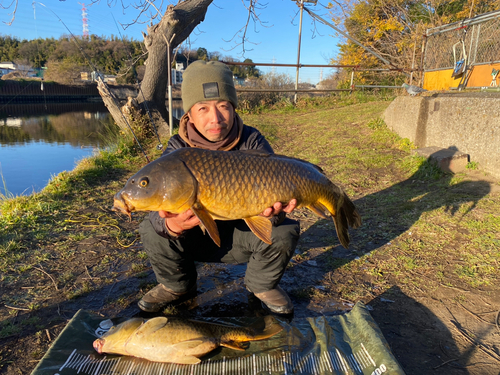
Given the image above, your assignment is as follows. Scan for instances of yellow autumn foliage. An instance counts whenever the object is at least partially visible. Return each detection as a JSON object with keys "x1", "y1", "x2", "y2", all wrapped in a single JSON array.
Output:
[{"x1": 331, "y1": 0, "x2": 500, "y2": 86}]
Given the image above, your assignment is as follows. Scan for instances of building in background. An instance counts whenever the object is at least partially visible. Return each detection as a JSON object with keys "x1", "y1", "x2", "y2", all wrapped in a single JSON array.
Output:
[
  {"x1": 0, "y1": 61, "x2": 37, "y2": 78},
  {"x1": 172, "y1": 61, "x2": 184, "y2": 85},
  {"x1": 80, "y1": 71, "x2": 117, "y2": 84}
]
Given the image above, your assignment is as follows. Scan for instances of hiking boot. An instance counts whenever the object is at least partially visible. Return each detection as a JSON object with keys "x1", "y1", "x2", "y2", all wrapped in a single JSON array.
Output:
[
  {"x1": 247, "y1": 285, "x2": 294, "y2": 315},
  {"x1": 138, "y1": 283, "x2": 197, "y2": 313}
]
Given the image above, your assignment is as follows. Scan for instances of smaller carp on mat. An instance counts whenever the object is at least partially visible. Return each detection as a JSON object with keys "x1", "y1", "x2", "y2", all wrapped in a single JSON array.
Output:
[
  {"x1": 93, "y1": 315, "x2": 283, "y2": 364},
  {"x1": 113, "y1": 148, "x2": 361, "y2": 248}
]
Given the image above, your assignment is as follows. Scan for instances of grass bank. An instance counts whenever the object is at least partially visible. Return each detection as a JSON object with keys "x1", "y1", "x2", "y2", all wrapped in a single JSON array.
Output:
[{"x1": 1, "y1": 93, "x2": 499, "y2": 374}]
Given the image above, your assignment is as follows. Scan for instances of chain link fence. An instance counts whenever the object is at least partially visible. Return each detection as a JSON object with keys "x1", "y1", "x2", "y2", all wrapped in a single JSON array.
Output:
[{"x1": 424, "y1": 10, "x2": 500, "y2": 72}]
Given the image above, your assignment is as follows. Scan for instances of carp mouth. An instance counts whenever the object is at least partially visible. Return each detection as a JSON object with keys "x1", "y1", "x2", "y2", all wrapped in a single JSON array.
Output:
[
  {"x1": 112, "y1": 192, "x2": 134, "y2": 220},
  {"x1": 93, "y1": 338, "x2": 104, "y2": 354}
]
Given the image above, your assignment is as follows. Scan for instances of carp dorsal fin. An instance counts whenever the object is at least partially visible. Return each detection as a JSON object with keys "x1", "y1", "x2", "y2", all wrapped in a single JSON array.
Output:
[
  {"x1": 238, "y1": 149, "x2": 272, "y2": 157},
  {"x1": 132, "y1": 316, "x2": 168, "y2": 335},
  {"x1": 220, "y1": 340, "x2": 248, "y2": 351},
  {"x1": 244, "y1": 216, "x2": 273, "y2": 244},
  {"x1": 191, "y1": 202, "x2": 221, "y2": 247},
  {"x1": 269, "y1": 153, "x2": 326, "y2": 174}
]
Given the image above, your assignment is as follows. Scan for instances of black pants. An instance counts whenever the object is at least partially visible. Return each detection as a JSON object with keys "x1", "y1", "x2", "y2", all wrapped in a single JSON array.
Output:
[{"x1": 139, "y1": 217, "x2": 300, "y2": 294}]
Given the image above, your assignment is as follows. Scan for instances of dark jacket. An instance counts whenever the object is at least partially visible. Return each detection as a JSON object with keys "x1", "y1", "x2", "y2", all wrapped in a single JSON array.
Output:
[{"x1": 148, "y1": 124, "x2": 279, "y2": 238}]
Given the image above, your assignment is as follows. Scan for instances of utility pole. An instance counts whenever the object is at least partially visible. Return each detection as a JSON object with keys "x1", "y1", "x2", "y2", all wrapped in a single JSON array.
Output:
[
  {"x1": 294, "y1": 0, "x2": 304, "y2": 104},
  {"x1": 293, "y1": 0, "x2": 318, "y2": 103}
]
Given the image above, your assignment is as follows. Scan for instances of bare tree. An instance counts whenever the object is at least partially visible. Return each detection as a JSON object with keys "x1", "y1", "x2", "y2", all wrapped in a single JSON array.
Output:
[
  {"x1": 44, "y1": 59, "x2": 85, "y2": 85},
  {"x1": 12, "y1": 58, "x2": 34, "y2": 78},
  {"x1": 98, "y1": 0, "x2": 214, "y2": 137},
  {"x1": 102, "y1": 0, "x2": 268, "y2": 137}
]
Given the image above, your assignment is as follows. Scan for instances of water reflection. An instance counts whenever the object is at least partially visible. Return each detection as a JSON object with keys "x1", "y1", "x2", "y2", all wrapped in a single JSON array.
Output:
[
  {"x1": 169, "y1": 100, "x2": 185, "y2": 120},
  {"x1": 0, "y1": 111, "x2": 114, "y2": 146},
  {"x1": 0, "y1": 102, "x2": 118, "y2": 196},
  {"x1": 0, "y1": 100, "x2": 184, "y2": 197}
]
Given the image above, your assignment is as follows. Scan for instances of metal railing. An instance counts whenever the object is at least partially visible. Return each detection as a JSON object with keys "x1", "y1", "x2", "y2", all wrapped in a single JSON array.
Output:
[
  {"x1": 221, "y1": 61, "x2": 404, "y2": 94},
  {"x1": 424, "y1": 10, "x2": 500, "y2": 71}
]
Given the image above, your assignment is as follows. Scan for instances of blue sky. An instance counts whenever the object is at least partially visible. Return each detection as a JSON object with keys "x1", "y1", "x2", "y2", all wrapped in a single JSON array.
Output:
[{"x1": 0, "y1": 1, "x2": 342, "y2": 84}]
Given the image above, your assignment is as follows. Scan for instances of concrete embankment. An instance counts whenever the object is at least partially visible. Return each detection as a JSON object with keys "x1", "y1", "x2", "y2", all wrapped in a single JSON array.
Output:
[{"x1": 383, "y1": 92, "x2": 500, "y2": 179}]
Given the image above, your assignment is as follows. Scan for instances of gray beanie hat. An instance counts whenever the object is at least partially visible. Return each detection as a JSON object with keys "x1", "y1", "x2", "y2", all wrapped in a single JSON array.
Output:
[{"x1": 181, "y1": 60, "x2": 238, "y2": 113}]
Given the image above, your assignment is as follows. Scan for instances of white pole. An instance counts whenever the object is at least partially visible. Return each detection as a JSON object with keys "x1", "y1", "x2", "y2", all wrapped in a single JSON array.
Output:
[
  {"x1": 294, "y1": 0, "x2": 304, "y2": 104},
  {"x1": 167, "y1": 47, "x2": 173, "y2": 136},
  {"x1": 163, "y1": 33, "x2": 176, "y2": 136}
]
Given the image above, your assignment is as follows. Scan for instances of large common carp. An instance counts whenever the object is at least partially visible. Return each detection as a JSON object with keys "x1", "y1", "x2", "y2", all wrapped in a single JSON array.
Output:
[
  {"x1": 93, "y1": 315, "x2": 283, "y2": 364},
  {"x1": 113, "y1": 148, "x2": 361, "y2": 248}
]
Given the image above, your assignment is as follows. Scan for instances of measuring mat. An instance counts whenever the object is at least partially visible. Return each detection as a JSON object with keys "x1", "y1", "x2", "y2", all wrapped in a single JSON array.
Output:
[{"x1": 31, "y1": 302, "x2": 405, "y2": 375}]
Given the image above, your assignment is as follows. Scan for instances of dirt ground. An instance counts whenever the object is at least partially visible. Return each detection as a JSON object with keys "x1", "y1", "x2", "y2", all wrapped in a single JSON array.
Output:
[
  {"x1": 2, "y1": 182, "x2": 500, "y2": 375},
  {"x1": 1, "y1": 103, "x2": 500, "y2": 374}
]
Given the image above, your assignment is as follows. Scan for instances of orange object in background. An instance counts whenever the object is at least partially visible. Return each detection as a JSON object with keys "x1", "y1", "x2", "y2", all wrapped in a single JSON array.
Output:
[
  {"x1": 423, "y1": 69, "x2": 461, "y2": 90},
  {"x1": 423, "y1": 63, "x2": 500, "y2": 91},
  {"x1": 466, "y1": 63, "x2": 500, "y2": 87}
]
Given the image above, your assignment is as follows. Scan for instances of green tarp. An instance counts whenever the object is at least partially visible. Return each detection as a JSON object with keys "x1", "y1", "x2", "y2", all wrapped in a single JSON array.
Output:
[{"x1": 31, "y1": 302, "x2": 405, "y2": 375}]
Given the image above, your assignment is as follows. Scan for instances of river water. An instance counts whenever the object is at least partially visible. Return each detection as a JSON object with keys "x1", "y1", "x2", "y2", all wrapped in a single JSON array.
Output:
[{"x1": 0, "y1": 101, "x2": 184, "y2": 197}]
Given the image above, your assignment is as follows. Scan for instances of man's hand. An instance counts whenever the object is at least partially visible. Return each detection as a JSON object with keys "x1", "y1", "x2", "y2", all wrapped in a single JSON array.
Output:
[
  {"x1": 159, "y1": 209, "x2": 200, "y2": 235},
  {"x1": 260, "y1": 199, "x2": 297, "y2": 218}
]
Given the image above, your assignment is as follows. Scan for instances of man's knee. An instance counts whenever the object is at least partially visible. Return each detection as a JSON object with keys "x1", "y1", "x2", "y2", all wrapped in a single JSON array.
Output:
[
  {"x1": 272, "y1": 218, "x2": 300, "y2": 252},
  {"x1": 139, "y1": 217, "x2": 155, "y2": 241},
  {"x1": 139, "y1": 218, "x2": 173, "y2": 258}
]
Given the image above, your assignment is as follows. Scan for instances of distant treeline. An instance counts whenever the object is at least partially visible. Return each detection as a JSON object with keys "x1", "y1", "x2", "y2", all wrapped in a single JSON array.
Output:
[{"x1": 0, "y1": 35, "x2": 261, "y2": 84}]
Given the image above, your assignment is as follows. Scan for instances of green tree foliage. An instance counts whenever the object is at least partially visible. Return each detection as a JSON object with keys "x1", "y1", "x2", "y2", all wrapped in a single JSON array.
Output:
[
  {"x1": 196, "y1": 47, "x2": 208, "y2": 60},
  {"x1": 0, "y1": 34, "x2": 261, "y2": 83},
  {"x1": 176, "y1": 48, "x2": 261, "y2": 79},
  {"x1": 243, "y1": 58, "x2": 260, "y2": 78},
  {"x1": 0, "y1": 34, "x2": 145, "y2": 83},
  {"x1": 0, "y1": 36, "x2": 22, "y2": 63}
]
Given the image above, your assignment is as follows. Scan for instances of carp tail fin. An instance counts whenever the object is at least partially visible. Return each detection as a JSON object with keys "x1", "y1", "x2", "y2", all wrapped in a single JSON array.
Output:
[
  {"x1": 251, "y1": 315, "x2": 284, "y2": 341},
  {"x1": 331, "y1": 193, "x2": 361, "y2": 249},
  {"x1": 310, "y1": 191, "x2": 361, "y2": 249},
  {"x1": 341, "y1": 192, "x2": 362, "y2": 229},
  {"x1": 332, "y1": 204, "x2": 350, "y2": 249}
]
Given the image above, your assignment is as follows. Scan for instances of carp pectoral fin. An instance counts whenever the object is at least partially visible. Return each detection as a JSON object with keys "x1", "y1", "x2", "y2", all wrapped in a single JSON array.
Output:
[
  {"x1": 167, "y1": 340, "x2": 208, "y2": 364},
  {"x1": 244, "y1": 216, "x2": 273, "y2": 244},
  {"x1": 191, "y1": 203, "x2": 221, "y2": 247},
  {"x1": 171, "y1": 356, "x2": 202, "y2": 365},
  {"x1": 307, "y1": 202, "x2": 330, "y2": 219},
  {"x1": 220, "y1": 340, "x2": 248, "y2": 351}
]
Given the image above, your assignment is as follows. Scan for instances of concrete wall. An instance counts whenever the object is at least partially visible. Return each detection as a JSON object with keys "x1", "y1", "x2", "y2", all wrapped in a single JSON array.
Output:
[{"x1": 383, "y1": 93, "x2": 500, "y2": 179}]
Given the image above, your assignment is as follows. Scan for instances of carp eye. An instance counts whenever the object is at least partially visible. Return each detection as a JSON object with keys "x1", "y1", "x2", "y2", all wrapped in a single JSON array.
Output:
[{"x1": 139, "y1": 177, "x2": 149, "y2": 187}]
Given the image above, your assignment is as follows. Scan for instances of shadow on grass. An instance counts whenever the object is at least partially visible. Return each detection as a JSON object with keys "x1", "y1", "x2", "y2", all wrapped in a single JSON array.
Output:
[
  {"x1": 289, "y1": 152, "x2": 495, "y2": 374},
  {"x1": 299, "y1": 150, "x2": 491, "y2": 256},
  {"x1": 352, "y1": 174, "x2": 490, "y2": 254},
  {"x1": 369, "y1": 285, "x2": 475, "y2": 375}
]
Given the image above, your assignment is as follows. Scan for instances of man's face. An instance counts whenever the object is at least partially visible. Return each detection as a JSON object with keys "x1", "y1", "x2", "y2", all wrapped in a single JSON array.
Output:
[{"x1": 188, "y1": 100, "x2": 234, "y2": 142}]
